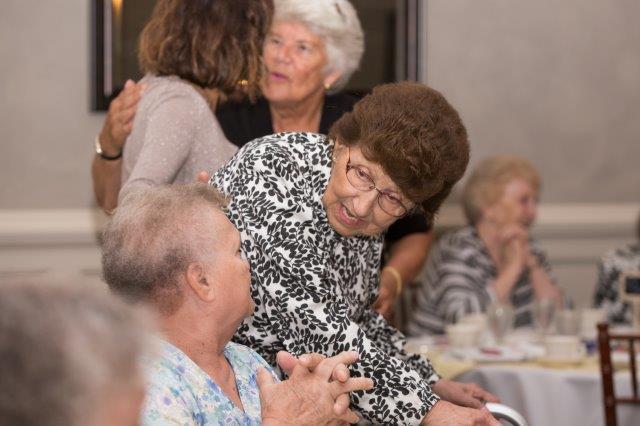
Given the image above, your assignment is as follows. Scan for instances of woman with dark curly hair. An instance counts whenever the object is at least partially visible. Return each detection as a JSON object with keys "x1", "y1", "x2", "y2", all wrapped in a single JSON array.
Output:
[
  {"x1": 91, "y1": 0, "x2": 273, "y2": 207},
  {"x1": 210, "y1": 82, "x2": 499, "y2": 425}
]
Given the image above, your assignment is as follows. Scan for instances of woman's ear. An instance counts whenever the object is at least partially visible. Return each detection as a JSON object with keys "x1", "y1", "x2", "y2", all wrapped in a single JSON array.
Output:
[
  {"x1": 185, "y1": 262, "x2": 215, "y2": 302},
  {"x1": 323, "y1": 69, "x2": 342, "y2": 91}
]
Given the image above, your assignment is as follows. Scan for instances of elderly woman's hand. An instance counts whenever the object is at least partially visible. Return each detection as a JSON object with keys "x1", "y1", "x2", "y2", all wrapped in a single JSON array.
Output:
[
  {"x1": 432, "y1": 379, "x2": 499, "y2": 409},
  {"x1": 98, "y1": 80, "x2": 143, "y2": 157},
  {"x1": 372, "y1": 274, "x2": 397, "y2": 322},
  {"x1": 258, "y1": 351, "x2": 374, "y2": 425},
  {"x1": 422, "y1": 401, "x2": 501, "y2": 426}
]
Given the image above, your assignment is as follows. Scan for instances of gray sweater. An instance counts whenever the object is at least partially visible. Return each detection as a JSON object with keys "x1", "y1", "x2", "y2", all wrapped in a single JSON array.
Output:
[{"x1": 120, "y1": 74, "x2": 237, "y2": 202}]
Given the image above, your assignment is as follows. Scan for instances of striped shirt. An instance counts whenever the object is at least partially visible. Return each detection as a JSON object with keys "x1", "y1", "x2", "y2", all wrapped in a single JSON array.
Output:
[{"x1": 407, "y1": 226, "x2": 555, "y2": 335}]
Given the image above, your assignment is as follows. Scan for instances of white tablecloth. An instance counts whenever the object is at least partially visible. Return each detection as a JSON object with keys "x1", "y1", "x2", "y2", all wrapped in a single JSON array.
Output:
[{"x1": 456, "y1": 364, "x2": 638, "y2": 426}]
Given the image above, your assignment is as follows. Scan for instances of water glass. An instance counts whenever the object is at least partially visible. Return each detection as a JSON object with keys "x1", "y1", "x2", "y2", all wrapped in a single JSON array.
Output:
[
  {"x1": 534, "y1": 298, "x2": 556, "y2": 336},
  {"x1": 487, "y1": 302, "x2": 514, "y2": 343}
]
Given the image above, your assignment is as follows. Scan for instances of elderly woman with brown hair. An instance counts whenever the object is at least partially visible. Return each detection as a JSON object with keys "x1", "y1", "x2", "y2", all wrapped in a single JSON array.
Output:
[
  {"x1": 210, "y1": 82, "x2": 499, "y2": 425},
  {"x1": 91, "y1": 0, "x2": 272, "y2": 207},
  {"x1": 407, "y1": 156, "x2": 563, "y2": 336},
  {"x1": 94, "y1": 0, "x2": 433, "y2": 320}
]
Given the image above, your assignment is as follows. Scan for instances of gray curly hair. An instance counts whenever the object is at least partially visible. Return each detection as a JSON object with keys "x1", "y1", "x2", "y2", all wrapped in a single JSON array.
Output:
[
  {"x1": 274, "y1": 0, "x2": 364, "y2": 93},
  {"x1": 0, "y1": 282, "x2": 150, "y2": 426}
]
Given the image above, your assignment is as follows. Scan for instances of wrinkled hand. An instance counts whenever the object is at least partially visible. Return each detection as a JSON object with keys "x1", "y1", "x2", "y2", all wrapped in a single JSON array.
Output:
[
  {"x1": 258, "y1": 351, "x2": 373, "y2": 425},
  {"x1": 422, "y1": 401, "x2": 501, "y2": 426},
  {"x1": 498, "y1": 223, "x2": 530, "y2": 273},
  {"x1": 432, "y1": 379, "x2": 499, "y2": 409},
  {"x1": 372, "y1": 274, "x2": 397, "y2": 322},
  {"x1": 99, "y1": 79, "x2": 143, "y2": 156}
]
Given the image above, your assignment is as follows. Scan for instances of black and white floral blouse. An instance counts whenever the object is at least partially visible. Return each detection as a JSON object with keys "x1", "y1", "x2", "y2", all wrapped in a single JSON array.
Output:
[
  {"x1": 211, "y1": 132, "x2": 439, "y2": 424},
  {"x1": 593, "y1": 243, "x2": 640, "y2": 324}
]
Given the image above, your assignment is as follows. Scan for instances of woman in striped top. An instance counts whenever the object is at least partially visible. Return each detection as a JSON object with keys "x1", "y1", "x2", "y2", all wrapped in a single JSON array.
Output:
[{"x1": 407, "y1": 156, "x2": 562, "y2": 335}]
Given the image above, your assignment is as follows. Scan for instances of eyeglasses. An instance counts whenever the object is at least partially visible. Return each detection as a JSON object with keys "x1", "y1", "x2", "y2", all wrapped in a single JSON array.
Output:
[{"x1": 345, "y1": 147, "x2": 410, "y2": 218}]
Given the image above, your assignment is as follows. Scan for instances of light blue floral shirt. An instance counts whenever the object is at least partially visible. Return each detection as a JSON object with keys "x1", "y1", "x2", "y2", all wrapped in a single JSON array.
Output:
[{"x1": 141, "y1": 339, "x2": 277, "y2": 425}]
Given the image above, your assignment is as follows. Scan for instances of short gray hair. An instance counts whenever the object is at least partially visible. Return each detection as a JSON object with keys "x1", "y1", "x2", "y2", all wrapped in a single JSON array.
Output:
[
  {"x1": 0, "y1": 282, "x2": 150, "y2": 426},
  {"x1": 102, "y1": 183, "x2": 227, "y2": 314},
  {"x1": 274, "y1": 0, "x2": 364, "y2": 93}
]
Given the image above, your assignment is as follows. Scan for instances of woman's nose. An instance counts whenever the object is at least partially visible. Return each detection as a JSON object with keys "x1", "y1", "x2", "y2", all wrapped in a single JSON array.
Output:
[
  {"x1": 274, "y1": 44, "x2": 292, "y2": 63},
  {"x1": 351, "y1": 190, "x2": 378, "y2": 217}
]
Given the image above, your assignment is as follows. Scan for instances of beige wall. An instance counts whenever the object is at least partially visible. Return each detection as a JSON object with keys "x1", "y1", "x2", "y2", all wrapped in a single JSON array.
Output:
[
  {"x1": 427, "y1": 0, "x2": 640, "y2": 203},
  {"x1": 1, "y1": 0, "x2": 638, "y2": 209},
  {"x1": 0, "y1": 0, "x2": 104, "y2": 209}
]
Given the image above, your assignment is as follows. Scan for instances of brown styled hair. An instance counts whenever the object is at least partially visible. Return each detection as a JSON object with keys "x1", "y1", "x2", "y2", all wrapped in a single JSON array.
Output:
[
  {"x1": 138, "y1": 0, "x2": 273, "y2": 98},
  {"x1": 329, "y1": 82, "x2": 470, "y2": 223}
]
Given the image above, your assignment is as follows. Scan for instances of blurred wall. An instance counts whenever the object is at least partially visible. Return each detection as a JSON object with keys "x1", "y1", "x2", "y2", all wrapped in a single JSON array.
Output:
[
  {"x1": 426, "y1": 0, "x2": 640, "y2": 203},
  {"x1": 0, "y1": 0, "x2": 103, "y2": 209},
  {"x1": 1, "y1": 0, "x2": 638, "y2": 209}
]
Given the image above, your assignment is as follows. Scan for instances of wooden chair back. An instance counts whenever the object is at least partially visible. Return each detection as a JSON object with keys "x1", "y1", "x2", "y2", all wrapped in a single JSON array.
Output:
[{"x1": 597, "y1": 322, "x2": 640, "y2": 426}]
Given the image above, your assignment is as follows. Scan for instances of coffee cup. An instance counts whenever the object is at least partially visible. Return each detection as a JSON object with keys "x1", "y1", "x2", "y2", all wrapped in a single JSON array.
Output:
[
  {"x1": 556, "y1": 309, "x2": 581, "y2": 336},
  {"x1": 445, "y1": 323, "x2": 481, "y2": 349},
  {"x1": 544, "y1": 335, "x2": 585, "y2": 359},
  {"x1": 459, "y1": 313, "x2": 488, "y2": 332},
  {"x1": 580, "y1": 308, "x2": 606, "y2": 339}
]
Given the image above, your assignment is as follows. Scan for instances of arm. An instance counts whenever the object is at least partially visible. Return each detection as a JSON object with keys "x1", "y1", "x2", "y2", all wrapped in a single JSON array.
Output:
[
  {"x1": 211, "y1": 139, "x2": 439, "y2": 424},
  {"x1": 91, "y1": 80, "x2": 141, "y2": 211},
  {"x1": 374, "y1": 230, "x2": 433, "y2": 321},
  {"x1": 528, "y1": 245, "x2": 563, "y2": 305}
]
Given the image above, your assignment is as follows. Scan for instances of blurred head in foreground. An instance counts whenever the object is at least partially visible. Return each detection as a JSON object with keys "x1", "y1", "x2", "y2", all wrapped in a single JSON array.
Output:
[{"x1": 0, "y1": 282, "x2": 149, "y2": 426}]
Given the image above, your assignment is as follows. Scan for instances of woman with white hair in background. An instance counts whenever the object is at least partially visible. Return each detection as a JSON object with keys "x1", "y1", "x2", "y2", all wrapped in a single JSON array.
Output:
[
  {"x1": 407, "y1": 155, "x2": 563, "y2": 335},
  {"x1": 0, "y1": 282, "x2": 149, "y2": 426},
  {"x1": 94, "y1": 0, "x2": 433, "y2": 320}
]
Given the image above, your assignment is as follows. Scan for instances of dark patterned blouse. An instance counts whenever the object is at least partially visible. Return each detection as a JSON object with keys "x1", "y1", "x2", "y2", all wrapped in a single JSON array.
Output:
[
  {"x1": 211, "y1": 132, "x2": 439, "y2": 424},
  {"x1": 407, "y1": 226, "x2": 556, "y2": 335},
  {"x1": 593, "y1": 243, "x2": 640, "y2": 324}
]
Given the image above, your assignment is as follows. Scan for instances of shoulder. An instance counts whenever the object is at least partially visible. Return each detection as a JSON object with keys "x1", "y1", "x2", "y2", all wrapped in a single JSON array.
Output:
[
  {"x1": 225, "y1": 342, "x2": 270, "y2": 366},
  {"x1": 236, "y1": 132, "x2": 332, "y2": 172},
  {"x1": 439, "y1": 226, "x2": 479, "y2": 249},
  {"x1": 140, "y1": 74, "x2": 209, "y2": 115},
  {"x1": 601, "y1": 243, "x2": 640, "y2": 265}
]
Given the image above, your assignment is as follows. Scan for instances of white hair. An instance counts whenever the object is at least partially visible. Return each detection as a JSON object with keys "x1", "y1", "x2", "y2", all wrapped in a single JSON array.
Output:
[{"x1": 274, "y1": 0, "x2": 364, "y2": 93}]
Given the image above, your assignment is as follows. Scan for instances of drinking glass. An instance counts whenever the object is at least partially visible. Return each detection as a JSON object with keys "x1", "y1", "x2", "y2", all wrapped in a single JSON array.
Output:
[
  {"x1": 534, "y1": 298, "x2": 556, "y2": 336},
  {"x1": 487, "y1": 302, "x2": 514, "y2": 343}
]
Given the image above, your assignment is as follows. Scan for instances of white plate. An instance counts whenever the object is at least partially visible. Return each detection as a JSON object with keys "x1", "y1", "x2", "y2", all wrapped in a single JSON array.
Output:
[{"x1": 448, "y1": 346, "x2": 528, "y2": 363}]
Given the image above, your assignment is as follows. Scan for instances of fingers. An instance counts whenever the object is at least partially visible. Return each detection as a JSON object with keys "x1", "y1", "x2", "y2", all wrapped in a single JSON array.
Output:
[
  {"x1": 337, "y1": 408, "x2": 360, "y2": 424},
  {"x1": 475, "y1": 389, "x2": 500, "y2": 403},
  {"x1": 331, "y1": 377, "x2": 374, "y2": 396},
  {"x1": 333, "y1": 393, "x2": 350, "y2": 415},
  {"x1": 298, "y1": 352, "x2": 327, "y2": 370},
  {"x1": 314, "y1": 351, "x2": 359, "y2": 379},
  {"x1": 275, "y1": 351, "x2": 299, "y2": 376},
  {"x1": 331, "y1": 362, "x2": 350, "y2": 383}
]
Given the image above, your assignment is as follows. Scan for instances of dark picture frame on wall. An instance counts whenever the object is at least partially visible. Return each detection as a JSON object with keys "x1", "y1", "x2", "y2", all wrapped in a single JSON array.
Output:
[{"x1": 90, "y1": 0, "x2": 427, "y2": 111}]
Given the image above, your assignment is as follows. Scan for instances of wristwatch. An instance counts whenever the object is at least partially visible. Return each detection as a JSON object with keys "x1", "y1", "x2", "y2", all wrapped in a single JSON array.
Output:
[{"x1": 94, "y1": 135, "x2": 123, "y2": 160}]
